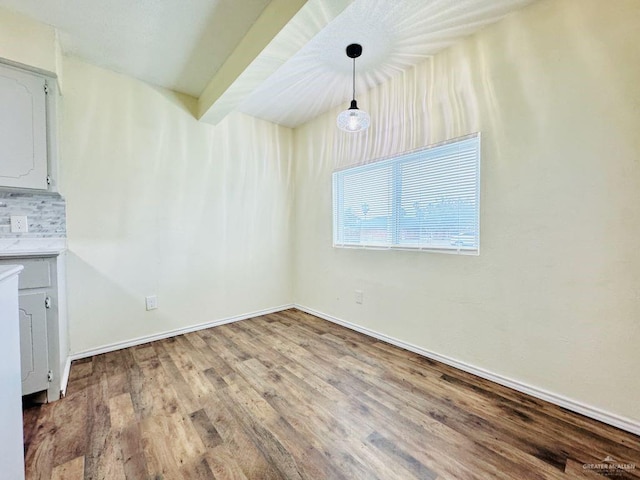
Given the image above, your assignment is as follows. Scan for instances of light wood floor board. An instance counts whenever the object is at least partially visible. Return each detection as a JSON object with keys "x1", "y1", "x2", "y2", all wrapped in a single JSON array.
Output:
[{"x1": 23, "y1": 309, "x2": 640, "y2": 479}]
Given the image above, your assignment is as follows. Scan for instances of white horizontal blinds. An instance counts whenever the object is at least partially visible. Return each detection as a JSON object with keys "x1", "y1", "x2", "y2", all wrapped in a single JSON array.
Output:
[
  {"x1": 397, "y1": 137, "x2": 479, "y2": 251},
  {"x1": 334, "y1": 163, "x2": 394, "y2": 246},
  {"x1": 333, "y1": 134, "x2": 480, "y2": 254}
]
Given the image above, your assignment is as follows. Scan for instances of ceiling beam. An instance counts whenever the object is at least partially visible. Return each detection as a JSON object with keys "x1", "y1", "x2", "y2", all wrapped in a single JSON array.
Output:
[
  {"x1": 197, "y1": 0, "x2": 354, "y2": 125},
  {"x1": 197, "y1": 0, "x2": 307, "y2": 121}
]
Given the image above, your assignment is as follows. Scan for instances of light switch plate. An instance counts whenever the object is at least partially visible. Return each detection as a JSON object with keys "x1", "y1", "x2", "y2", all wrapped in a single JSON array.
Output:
[{"x1": 10, "y1": 215, "x2": 28, "y2": 233}]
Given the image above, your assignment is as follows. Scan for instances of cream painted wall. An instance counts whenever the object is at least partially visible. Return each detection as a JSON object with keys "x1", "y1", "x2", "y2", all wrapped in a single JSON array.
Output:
[
  {"x1": 0, "y1": 7, "x2": 57, "y2": 74},
  {"x1": 1, "y1": 0, "x2": 638, "y2": 429},
  {"x1": 293, "y1": 0, "x2": 640, "y2": 423},
  {"x1": 60, "y1": 56, "x2": 293, "y2": 354}
]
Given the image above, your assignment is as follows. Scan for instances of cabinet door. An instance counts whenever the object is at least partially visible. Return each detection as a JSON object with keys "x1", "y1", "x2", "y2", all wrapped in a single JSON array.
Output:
[
  {"x1": 0, "y1": 65, "x2": 48, "y2": 190},
  {"x1": 0, "y1": 274, "x2": 25, "y2": 480},
  {"x1": 19, "y1": 292, "x2": 49, "y2": 395}
]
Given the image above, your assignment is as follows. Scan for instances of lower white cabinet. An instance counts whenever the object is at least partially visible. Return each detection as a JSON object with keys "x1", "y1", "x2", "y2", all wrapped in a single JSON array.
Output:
[
  {"x1": 0, "y1": 253, "x2": 67, "y2": 401},
  {"x1": 19, "y1": 292, "x2": 49, "y2": 395}
]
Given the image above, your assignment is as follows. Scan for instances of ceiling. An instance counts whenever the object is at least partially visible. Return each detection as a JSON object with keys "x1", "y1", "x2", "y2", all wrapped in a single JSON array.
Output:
[
  {"x1": 0, "y1": 0, "x2": 273, "y2": 97},
  {"x1": 238, "y1": 0, "x2": 536, "y2": 127},
  {"x1": 0, "y1": 0, "x2": 536, "y2": 127}
]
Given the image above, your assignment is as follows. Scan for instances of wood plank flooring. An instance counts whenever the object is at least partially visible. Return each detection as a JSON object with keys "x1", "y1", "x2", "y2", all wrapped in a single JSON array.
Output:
[{"x1": 23, "y1": 309, "x2": 640, "y2": 479}]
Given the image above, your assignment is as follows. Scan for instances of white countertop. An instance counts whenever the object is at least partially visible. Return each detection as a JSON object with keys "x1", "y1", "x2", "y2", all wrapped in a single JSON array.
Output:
[
  {"x1": 0, "y1": 238, "x2": 67, "y2": 257},
  {"x1": 0, "y1": 265, "x2": 24, "y2": 282}
]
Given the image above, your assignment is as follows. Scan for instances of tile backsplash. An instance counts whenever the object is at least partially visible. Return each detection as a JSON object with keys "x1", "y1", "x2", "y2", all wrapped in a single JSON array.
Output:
[{"x1": 0, "y1": 191, "x2": 66, "y2": 238}]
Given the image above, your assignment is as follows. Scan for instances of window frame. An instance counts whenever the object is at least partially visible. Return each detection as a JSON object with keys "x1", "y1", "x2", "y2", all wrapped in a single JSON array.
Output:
[{"x1": 332, "y1": 133, "x2": 481, "y2": 255}]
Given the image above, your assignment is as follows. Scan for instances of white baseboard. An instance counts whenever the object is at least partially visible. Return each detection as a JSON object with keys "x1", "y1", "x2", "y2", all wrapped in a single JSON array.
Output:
[
  {"x1": 60, "y1": 355, "x2": 72, "y2": 397},
  {"x1": 69, "y1": 304, "x2": 294, "y2": 361},
  {"x1": 294, "y1": 305, "x2": 640, "y2": 437}
]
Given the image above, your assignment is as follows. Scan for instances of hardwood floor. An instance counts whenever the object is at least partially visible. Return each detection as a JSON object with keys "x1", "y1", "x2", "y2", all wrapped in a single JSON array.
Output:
[{"x1": 23, "y1": 309, "x2": 640, "y2": 479}]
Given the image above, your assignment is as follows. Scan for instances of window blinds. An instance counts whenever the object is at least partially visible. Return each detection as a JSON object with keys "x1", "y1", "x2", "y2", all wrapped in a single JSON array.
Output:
[{"x1": 333, "y1": 134, "x2": 480, "y2": 254}]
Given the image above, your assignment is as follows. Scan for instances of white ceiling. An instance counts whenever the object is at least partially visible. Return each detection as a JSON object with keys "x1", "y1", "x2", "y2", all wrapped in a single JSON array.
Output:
[
  {"x1": 0, "y1": 0, "x2": 536, "y2": 127},
  {"x1": 0, "y1": 0, "x2": 271, "y2": 97},
  {"x1": 238, "y1": 0, "x2": 536, "y2": 127}
]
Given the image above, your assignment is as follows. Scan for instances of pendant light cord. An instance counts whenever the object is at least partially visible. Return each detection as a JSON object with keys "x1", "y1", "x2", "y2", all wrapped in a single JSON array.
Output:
[{"x1": 352, "y1": 57, "x2": 356, "y2": 102}]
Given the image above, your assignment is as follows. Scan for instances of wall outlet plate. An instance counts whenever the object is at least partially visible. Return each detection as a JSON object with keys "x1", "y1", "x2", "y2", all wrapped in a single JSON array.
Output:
[
  {"x1": 355, "y1": 290, "x2": 363, "y2": 304},
  {"x1": 145, "y1": 295, "x2": 158, "y2": 311},
  {"x1": 10, "y1": 215, "x2": 28, "y2": 233}
]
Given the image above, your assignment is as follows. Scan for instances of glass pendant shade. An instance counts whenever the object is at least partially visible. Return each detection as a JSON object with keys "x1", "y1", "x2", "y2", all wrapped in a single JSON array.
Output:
[{"x1": 337, "y1": 100, "x2": 370, "y2": 132}]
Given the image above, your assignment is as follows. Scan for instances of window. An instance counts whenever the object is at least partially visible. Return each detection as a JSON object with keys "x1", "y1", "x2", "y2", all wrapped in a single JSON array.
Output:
[{"x1": 332, "y1": 133, "x2": 480, "y2": 254}]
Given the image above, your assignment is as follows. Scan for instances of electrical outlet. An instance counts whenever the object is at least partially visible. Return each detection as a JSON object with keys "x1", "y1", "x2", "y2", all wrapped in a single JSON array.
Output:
[
  {"x1": 355, "y1": 290, "x2": 363, "y2": 304},
  {"x1": 10, "y1": 216, "x2": 28, "y2": 233},
  {"x1": 145, "y1": 295, "x2": 158, "y2": 311}
]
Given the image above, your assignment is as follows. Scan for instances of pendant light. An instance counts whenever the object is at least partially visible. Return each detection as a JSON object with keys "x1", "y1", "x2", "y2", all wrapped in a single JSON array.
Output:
[{"x1": 337, "y1": 43, "x2": 370, "y2": 132}]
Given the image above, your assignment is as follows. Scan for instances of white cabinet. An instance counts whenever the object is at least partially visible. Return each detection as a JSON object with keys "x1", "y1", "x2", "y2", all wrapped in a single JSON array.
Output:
[
  {"x1": 0, "y1": 63, "x2": 50, "y2": 190},
  {"x1": 19, "y1": 292, "x2": 49, "y2": 395},
  {"x1": 0, "y1": 265, "x2": 26, "y2": 480},
  {"x1": 0, "y1": 254, "x2": 67, "y2": 401}
]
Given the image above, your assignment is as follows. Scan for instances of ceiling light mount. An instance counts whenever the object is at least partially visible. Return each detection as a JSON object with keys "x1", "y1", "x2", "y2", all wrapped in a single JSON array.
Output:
[
  {"x1": 337, "y1": 43, "x2": 370, "y2": 133},
  {"x1": 345, "y1": 43, "x2": 363, "y2": 59}
]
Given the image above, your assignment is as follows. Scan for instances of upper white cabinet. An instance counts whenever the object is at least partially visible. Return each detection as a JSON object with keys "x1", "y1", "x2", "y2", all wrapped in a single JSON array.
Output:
[{"x1": 0, "y1": 64, "x2": 49, "y2": 190}]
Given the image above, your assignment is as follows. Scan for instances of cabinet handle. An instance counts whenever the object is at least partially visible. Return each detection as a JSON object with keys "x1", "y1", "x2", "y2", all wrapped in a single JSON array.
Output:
[{"x1": 45, "y1": 296, "x2": 51, "y2": 309}]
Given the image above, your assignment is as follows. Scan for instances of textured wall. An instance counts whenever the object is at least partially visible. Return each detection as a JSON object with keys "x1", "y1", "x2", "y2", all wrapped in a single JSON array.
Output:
[
  {"x1": 293, "y1": 0, "x2": 640, "y2": 424},
  {"x1": 0, "y1": 191, "x2": 66, "y2": 238},
  {"x1": 0, "y1": 7, "x2": 57, "y2": 74},
  {"x1": 60, "y1": 56, "x2": 294, "y2": 354}
]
